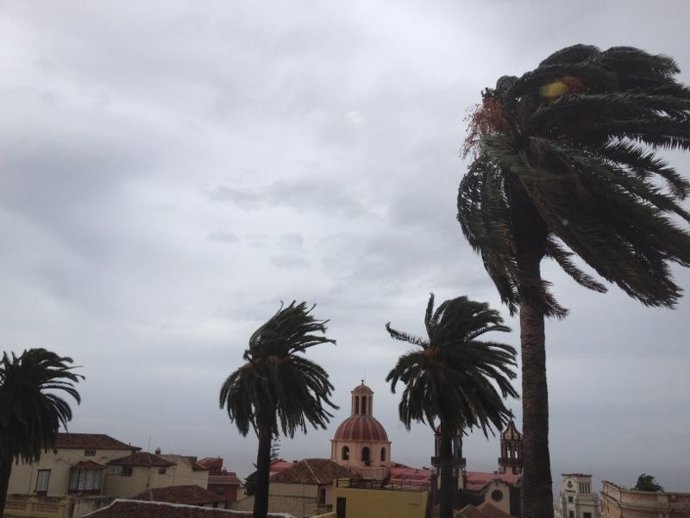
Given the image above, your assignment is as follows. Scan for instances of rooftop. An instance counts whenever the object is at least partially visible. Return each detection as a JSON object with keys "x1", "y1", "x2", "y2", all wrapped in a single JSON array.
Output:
[
  {"x1": 270, "y1": 458, "x2": 352, "y2": 485},
  {"x1": 131, "y1": 485, "x2": 226, "y2": 506},
  {"x1": 83, "y1": 500, "x2": 293, "y2": 518},
  {"x1": 108, "y1": 452, "x2": 175, "y2": 468},
  {"x1": 55, "y1": 433, "x2": 139, "y2": 451}
]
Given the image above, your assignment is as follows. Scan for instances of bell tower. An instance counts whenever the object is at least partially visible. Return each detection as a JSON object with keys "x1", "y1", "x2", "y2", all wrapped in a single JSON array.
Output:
[{"x1": 498, "y1": 419, "x2": 523, "y2": 474}]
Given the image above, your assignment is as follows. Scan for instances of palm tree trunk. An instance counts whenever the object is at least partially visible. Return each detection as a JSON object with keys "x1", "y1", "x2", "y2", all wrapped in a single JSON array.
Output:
[
  {"x1": 253, "y1": 427, "x2": 273, "y2": 518},
  {"x1": 0, "y1": 453, "x2": 13, "y2": 516},
  {"x1": 439, "y1": 426, "x2": 455, "y2": 518},
  {"x1": 519, "y1": 261, "x2": 554, "y2": 518}
]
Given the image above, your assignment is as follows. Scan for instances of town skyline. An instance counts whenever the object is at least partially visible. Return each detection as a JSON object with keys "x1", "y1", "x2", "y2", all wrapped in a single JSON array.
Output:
[{"x1": 1, "y1": 0, "x2": 689, "y2": 499}]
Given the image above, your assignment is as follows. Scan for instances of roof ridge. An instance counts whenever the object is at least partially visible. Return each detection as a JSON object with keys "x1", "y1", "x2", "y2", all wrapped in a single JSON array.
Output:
[{"x1": 303, "y1": 459, "x2": 320, "y2": 484}]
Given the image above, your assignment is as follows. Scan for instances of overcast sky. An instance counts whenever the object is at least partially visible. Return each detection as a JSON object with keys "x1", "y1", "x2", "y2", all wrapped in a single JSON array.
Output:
[{"x1": 2, "y1": 0, "x2": 690, "y2": 494}]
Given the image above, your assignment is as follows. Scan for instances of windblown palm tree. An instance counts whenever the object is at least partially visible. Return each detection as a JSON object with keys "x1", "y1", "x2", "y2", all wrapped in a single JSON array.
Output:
[
  {"x1": 386, "y1": 294, "x2": 518, "y2": 518},
  {"x1": 0, "y1": 348, "x2": 83, "y2": 513},
  {"x1": 458, "y1": 44, "x2": 690, "y2": 518},
  {"x1": 219, "y1": 301, "x2": 337, "y2": 518}
]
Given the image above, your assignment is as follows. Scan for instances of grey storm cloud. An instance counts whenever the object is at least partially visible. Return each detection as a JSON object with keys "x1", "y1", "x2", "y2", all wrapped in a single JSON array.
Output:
[{"x1": 1, "y1": 0, "x2": 689, "y2": 493}]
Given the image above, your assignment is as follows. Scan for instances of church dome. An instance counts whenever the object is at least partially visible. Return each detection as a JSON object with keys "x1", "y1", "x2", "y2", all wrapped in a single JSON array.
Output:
[{"x1": 333, "y1": 415, "x2": 389, "y2": 442}]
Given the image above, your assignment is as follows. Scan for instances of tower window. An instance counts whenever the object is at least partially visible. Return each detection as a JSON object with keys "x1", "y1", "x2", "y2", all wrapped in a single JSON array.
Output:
[
  {"x1": 380, "y1": 448, "x2": 386, "y2": 462},
  {"x1": 355, "y1": 397, "x2": 359, "y2": 415},
  {"x1": 361, "y1": 397, "x2": 367, "y2": 415},
  {"x1": 361, "y1": 447, "x2": 370, "y2": 463},
  {"x1": 342, "y1": 446, "x2": 349, "y2": 461}
]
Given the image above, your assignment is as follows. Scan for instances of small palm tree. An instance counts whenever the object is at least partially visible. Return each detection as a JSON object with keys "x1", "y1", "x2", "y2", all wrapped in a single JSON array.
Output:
[
  {"x1": 386, "y1": 294, "x2": 518, "y2": 518},
  {"x1": 219, "y1": 301, "x2": 337, "y2": 518},
  {"x1": 458, "y1": 45, "x2": 690, "y2": 518},
  {"x1": 0, "y1": 348, "x2": 83, "y2": 513}
]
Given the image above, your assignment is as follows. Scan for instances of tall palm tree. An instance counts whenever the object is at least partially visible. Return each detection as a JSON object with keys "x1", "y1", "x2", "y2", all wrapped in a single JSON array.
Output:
[
  {"x1": 457, "y1": 44, "x2": 690, "y2": 518},
  {"x1": 219, "y1": 301, "x2": 337, "y2": 518},
  {"x1": 0, "y1": 348, "x2": 83, "y2": 513},
  {"x1": 386, "y1": 294, "x2": 518, "y2": 518}
]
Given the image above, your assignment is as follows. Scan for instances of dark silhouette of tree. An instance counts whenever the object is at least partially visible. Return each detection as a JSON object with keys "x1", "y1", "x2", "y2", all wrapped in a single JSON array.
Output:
[
  {"x1": 386, "y1": 294, "x2": 518, "y2": 518},
  {"x1": 219, "y1": 301, "x2": 337, "y2": 518},
  {"x1": 634, "y1": 473, "x2": 664, "y2": 492},
  {"x1": 0, "y1": 348, "x2": 83, "y2": 513},
  {"x1": 458, "y1": 45, "x2": 690, "y2": 518}
]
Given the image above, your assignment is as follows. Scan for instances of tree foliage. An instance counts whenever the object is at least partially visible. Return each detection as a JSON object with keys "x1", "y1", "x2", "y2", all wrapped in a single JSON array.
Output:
[
  {"x1": 0, "y1": 348, "x2": 83, "y2": 513},
  {"x1": 634, "y1": 473, "x2": 664, "y2": 492},
  {"x1": 219, "y1": 301, "x2": 337, "y2": 518},
  {"x1": 459, "y1": 44, "x2": 690, "y2": 319},
  {"x1": 457, "y1": 44, "x2": 690, "y2": 518},
  {"x1": 386, "y1": 294, "x2": 518, "y2": 518}
]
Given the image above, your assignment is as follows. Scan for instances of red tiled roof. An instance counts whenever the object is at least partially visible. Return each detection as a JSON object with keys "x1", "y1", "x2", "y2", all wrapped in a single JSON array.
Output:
[
  {"x1": 389, "y1": 465, "x2": 433, "y2": 487},
  {"x1": 208, "y1": 473, "x2": 241, "y2": 486},
  {"x1": 333, "y1": 415, "x2": 389, "y2": 442},
  {"x1": 478, "y1": 502, "x2": 514, "y2": 518},
  {"x1": 83, "y1": 500, "x2": 290, "y2": 518},
  {"x1": 198, "y1": 458, "x2": 223, "y2": 473},
  {"x1": 270, "y1": 458, "x2": 351, "y2": 485},
  {"x1": 72, "y1": 460, "x2": 106, "y2": 470},
  {"x1": 108, "y1": 452, "x2": 175, "y2": 468},
  {"x1": 268, "y1": 459, "x2": 293, "y2": 475},
  {"x1": 464, "y1": 471, "x2": 521, "y2": 492},
  {"x1": 131, "y1": 485, "x2": 225, "y2": 506},
  {"x1": 56, "y1": 433, "x2": 139, "y2": 451},
  {"x1": 351, "y1": 382, "x2": 373, "y2": 395}
]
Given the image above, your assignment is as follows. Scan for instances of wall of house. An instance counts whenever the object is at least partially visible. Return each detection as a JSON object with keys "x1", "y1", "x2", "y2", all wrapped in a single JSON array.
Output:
[
  {"x1": 601, "y1": 481, "x2": 690, "y2": 518},
  {"x1": 482, "y1": 480, "x2": 512, "y2": 516},
  {"x1": 332, "y1": 485, "x2": 428, "y2": 518},
  {"x1": 7, "y1": 448, "x2": 136, "y2": 498}
]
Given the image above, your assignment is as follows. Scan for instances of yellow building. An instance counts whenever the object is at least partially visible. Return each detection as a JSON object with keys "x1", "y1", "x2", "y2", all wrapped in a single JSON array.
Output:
[
  {"x1": 329, "y1": 478, "x2": 428, "y2": 518},
  {"x1": 5, "y1": 433, "x2": 209, "y2": 518}
]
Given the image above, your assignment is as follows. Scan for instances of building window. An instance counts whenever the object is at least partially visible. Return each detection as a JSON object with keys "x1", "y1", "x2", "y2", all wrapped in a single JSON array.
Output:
[
  {"x1": 361, "y1": 397, "x2": 367, "y2": 415},
  {"x1": 354, "y1": 397, "x2": 359, "y2": 415},
  {"x1": 491, "y1": 490, "x2": 503, "y2": 502},
  {"x1": 158, "y1": 468, "x2": 167, "y2": 475},
  {"x1": 569, "y1": 511, "x2": 574, "y2": 518},
  {"x1": 341, "y1": 446, "x2": 349, "y2": 461},
  {"x1": 584, "y1": 513, "x2": 592, "y2": 518},
  {"x1": 84, "y1": 449, "x2": 96, "y2": 457},
  {"x1": 380, "y1": 447, "x2": 386, "y2": 462},
  {"x1": 361, "y1": 447, "x2": 370, "y2": 464},
  {"x1": 568, "y1": 496, "x2": 573, "y2": 503},
  {"x1": 318, "y1": 487, "x2": 326, "y2": 505},
  {"x1": 121, "y1": 466, "x2": 133, "y2": 477},
  {"x1": 36, "y1": 470, "x2": 51, "y2": 494},
  {"x1": 69, "y1": 469, "x2": 103, "y2": 492}
]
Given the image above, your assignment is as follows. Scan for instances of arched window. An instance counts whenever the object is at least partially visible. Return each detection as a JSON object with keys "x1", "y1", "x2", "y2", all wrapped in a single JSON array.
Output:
[
  {"x1": 380, "y1": 447, "x2": 386, "y2": 462},
  {"x1": 342, "y1": 446, "x2": 349, "y2": 461},
  {"x1": 361, "y1": 447, "x2": 370, "y2": 464},
  {"x1": 355, "y1": 396, "x2": 359, "y2": 415},
  {"x1": 361, "y1": 397, "x2": 367, "y2": 415}
]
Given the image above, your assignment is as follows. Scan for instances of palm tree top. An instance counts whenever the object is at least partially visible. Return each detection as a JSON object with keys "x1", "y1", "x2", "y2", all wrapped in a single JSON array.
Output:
[
  {"x1": 386, "y1": 294, "x2": 518, "y2": 436},
  {"x1": 459, "y1": 44, "x2": 690, "y2": 317}
]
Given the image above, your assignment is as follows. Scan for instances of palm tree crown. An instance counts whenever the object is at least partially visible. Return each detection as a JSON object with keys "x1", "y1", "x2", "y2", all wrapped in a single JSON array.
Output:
[
  {"x1": 386, "y1": 294, "x2": 518, "y2": 436},
  {"x1": 0, "y1": 348, "x2": 83, "y2": 515},
  {"x1": 219, "y1": 301, "x2": 338, "y2": 438},
  {"x1": 0, "y1": 348, "x2": 83, "y2": 463},
  {"x1": 459, "y1": 44, "x2": 690, "y2": 318},
  {"x1": 219, "y1": 301, "x2": 337, "y2": 518}
]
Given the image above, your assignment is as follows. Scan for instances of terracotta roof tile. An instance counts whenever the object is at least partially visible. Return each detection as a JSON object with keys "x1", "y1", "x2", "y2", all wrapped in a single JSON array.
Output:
[
  {"x1": 83, "y1": 500, "x2": 292, "y2": 518},
  {"x1": 108, "y1": 452, "x2": 175, "y2": 468},
  {"x1": 478, "y1": 502, "x2": 515, "y2": 518},
  {"x1": 270, "y1": 458, "x2": 351, "y2": 485},
  {"x1": 56, "y1": 433, "x2": 139, "y2": 451},
  {"x1": 131, "y1": 485, "x2": 226, "y2": 506}
]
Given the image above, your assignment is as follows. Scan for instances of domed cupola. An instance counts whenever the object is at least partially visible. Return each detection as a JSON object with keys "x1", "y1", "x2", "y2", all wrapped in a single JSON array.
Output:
[{"x1": 330, "y1": 382, "x2": 391, "y2": 471}]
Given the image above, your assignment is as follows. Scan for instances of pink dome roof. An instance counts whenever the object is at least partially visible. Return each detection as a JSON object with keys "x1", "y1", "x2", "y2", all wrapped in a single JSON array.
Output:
[
  {"x1": 352, "y1": 383, "x2": 373, "y2": 395},
  {"x1": 333, "y1": 415, "x2": 388, "y2": 442}
]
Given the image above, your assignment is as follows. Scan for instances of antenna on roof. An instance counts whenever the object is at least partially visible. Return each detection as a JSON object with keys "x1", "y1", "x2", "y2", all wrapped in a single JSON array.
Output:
[{"x1": 362, "y1": 369, "x2": 366, "y2": 384}]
